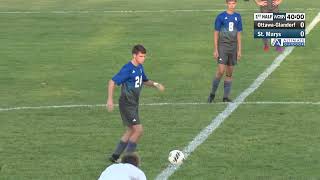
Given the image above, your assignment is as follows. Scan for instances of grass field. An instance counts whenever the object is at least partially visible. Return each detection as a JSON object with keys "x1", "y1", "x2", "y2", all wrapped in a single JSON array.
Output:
[{"x1": 1, "y1": 0, "x2": 320, "y2": 179}]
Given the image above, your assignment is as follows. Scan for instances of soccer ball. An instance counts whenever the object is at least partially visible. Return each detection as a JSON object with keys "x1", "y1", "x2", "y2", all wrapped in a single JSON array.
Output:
[{"x1": 168, "y1": 150, "x2": 185, "y2": 165}]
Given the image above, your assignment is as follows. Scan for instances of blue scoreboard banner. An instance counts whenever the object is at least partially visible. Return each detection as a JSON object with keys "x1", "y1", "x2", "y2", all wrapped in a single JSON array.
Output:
[{"x1": 254, "y1": 13, "x2": 306, "y2": 46}]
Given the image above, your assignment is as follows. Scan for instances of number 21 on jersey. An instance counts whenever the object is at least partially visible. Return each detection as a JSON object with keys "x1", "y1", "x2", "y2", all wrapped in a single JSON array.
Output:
[{"x1": 135, "y1": 76, "x2": 142, "y2": 88}]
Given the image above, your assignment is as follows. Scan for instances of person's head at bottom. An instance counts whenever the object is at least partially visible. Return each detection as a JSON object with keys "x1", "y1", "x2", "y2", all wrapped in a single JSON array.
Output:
[{"x1": 121, "y1": 153, "x2": 140, "y2": 167}]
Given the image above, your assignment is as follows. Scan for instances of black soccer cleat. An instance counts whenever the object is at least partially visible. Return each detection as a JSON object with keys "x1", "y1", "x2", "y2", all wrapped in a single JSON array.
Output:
[
  {"x1": 109, "y1": 154, "x2": 120, "y2": 163},
  {"x1": 207, "y1": 93, "x2": 215, "y2": 103},
  {"x1": 223, "y1": 97, "x2": 233, "y2": 102}
]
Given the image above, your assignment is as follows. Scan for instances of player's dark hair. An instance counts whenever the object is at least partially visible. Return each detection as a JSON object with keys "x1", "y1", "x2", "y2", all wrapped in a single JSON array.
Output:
[
  {"x1": 121, "y1": 153, "x2": 140, "y2": 167},
  {"x1": 226, "y1": 0, "x2": 237, "y2": 2},
  {"x1": 132, "y1": 44, "x2": 147, "y2": 55}
]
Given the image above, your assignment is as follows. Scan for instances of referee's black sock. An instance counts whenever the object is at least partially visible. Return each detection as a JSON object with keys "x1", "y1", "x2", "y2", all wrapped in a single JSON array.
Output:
[{"x1": 125, "y1": 141, "x2": 137, "y2": 153}]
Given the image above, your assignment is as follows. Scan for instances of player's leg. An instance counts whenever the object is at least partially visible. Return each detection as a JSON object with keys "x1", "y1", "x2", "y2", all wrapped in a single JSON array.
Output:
[
  {"x1": 214, "y1": 63, "x2": 226, "y2": 91},
  {"x1": 208, "y1": 47, "x2": 227, "y2": 103},
  {"x1": 110, "y1": 127, "x2": 133, "y2": 162},
  {"x1": 272, "y1": 9, "x2": 284, "y2": 52},
  {"x1": 223, "y1": 50, "x2": 237, "y2": 102},
  {"x1": 259, "y1": 8, "x2": 270, "y2": 52},
  {"x1": 120, "y1": 128, "x2": 134, "y2": 142},
  {"x1": 263, "y1": 38, "x2": 269, "y2": 52},
  {"x1": 223, "y1": 64, "x2": 234, "y2": 102},
  {"x1": 275, "y1": 45, "x2": 284, "y2": 52},
  {"x1": 208, "y1": 64, "x2": 225, "y2": 103},
  {"x1": 125, "y1": 124, "x2": 143, "y2": 153},
  {"x1": 109, "y1": 103, "x2": 134, "y2": 162},
  {"x1": 124, "y1": 106, "x2": 142, "y2": 153}
]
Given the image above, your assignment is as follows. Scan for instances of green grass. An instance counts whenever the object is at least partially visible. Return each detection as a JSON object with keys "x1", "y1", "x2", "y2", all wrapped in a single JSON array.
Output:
[
  {"x1": 0, "y1": 0, "x2": 320, "y2": 179},
  {"x1": 172, "y1": 105, "x2": 320, "y2": 180},
  {"x1": 0, "y1": 105, "x2": 228, "y2": 179}
]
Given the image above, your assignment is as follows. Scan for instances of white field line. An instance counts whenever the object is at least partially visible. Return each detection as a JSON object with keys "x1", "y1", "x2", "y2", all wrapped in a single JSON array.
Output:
[
  {"x1": 0, "y1": 101, "x2": 319, "y2": 112},
  {"x1": 0, "y1": 8, "x2": 318, "y2": 14},
  {"x1": 155, "y1": 12, "x2": 320, "y2": 180}
]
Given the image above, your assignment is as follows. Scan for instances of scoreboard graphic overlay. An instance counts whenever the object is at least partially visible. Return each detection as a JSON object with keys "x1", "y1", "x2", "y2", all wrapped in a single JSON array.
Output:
[{"x1": 254, "y1": 13, "x2": 305, "y2": 46}]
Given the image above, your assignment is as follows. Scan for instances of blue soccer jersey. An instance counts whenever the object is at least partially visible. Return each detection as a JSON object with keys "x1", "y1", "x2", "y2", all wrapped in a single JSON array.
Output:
[
  {"x1": 214, "y1": 11, "x2": 242, "y2": 45},
  {"x1": 112, "y1": 61, "x2": 148, "y2": 104}
]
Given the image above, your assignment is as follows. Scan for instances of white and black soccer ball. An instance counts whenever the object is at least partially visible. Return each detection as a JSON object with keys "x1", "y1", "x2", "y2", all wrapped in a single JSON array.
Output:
[{"x1": 168, "y1": 150, "x2": 185, "y2": 165}]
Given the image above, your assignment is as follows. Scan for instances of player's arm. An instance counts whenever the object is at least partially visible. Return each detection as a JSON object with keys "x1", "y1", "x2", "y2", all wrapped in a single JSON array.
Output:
[
  {"x1": 106, "y1": 66, "x2": 129, "y2": 112},
  {"x1": 141, "y1": 68, "x2": 164, "y2": 91},
  {"x1": 273, "y1": 0, "x2": 282, "y2": 6},
  {"x1": 237, "y1": 32, "x2": 242, "y2": 60},
  {"x1": 107, "y1": 80, "x2": 116, "y2": 112},
  {"x1": 237, "y1": 15, "x2": 243, "y2": 60},
  {"x1": 213, "y1": 30, "x2": 219, "y2": 59},
  {"x1": 213, "y1": 15, "x2": 221, "y2": 60},
  {"x1": 143, "y1": 80, "x2": 165, "y2": 92},
  {"x1": 255, "y1": 0, "x2": 267, "y2": 6}
]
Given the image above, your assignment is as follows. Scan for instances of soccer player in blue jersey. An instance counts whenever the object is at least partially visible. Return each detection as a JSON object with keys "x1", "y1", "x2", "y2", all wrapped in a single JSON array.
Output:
[
  {"x1": 208, "y1": 0, "x2": 242, "y2": 103},
  {"x1": 107, "y1": 44, "x2": 165, "y2": 163}
]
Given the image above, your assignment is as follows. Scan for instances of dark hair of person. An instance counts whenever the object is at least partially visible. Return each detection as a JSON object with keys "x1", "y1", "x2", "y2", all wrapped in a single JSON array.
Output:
[
  {"x1": 121, "y1": 153, "x2": 140, "y2": 167},
  {"x1": 132, "y1": 44, "x2": 147, "y2": 55}
]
